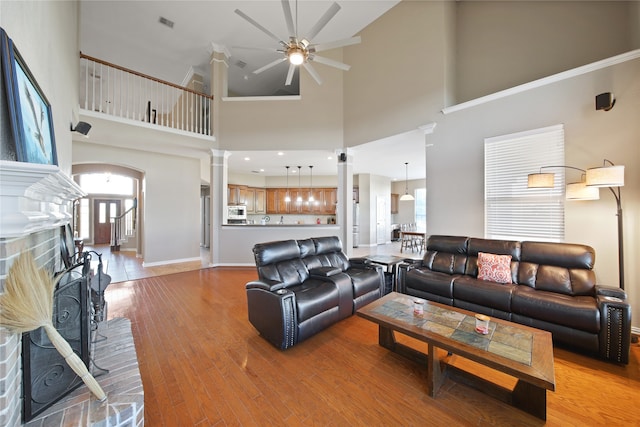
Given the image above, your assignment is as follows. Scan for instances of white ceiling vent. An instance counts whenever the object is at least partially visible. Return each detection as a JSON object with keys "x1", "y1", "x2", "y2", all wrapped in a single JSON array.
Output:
[{"x1": 158, "y1": 16, "x2": 174, "y2": 29}]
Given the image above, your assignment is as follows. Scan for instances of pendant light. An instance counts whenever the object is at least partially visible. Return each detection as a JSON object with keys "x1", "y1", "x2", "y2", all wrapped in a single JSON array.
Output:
[
  {"x1": 400, "y1": 162, "x2": 415, "y2": 201},
  {"x1": 308, "y1": 165, "x2": 314, "y2": 203},
  {"x1": 284, "y1": 166, "x2": 291, "y2": 202},
  {"x1": 296, "y1": 166, "x2": 303, "y2": 203}
]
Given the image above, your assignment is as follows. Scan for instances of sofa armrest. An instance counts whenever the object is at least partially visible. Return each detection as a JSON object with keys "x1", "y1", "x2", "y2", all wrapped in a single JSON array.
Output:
[
  {"x1": 349, "y1": 257, "x2": 371, "y2": 265},
  {"x1": 597, "y1": 294, "x2": 632, "y2": 364},
  {"x1": 309, "y1": 267, "x2": 343, "y2": 277},
  {"x1": 246, "y1": 287, "x2": 297, "y2": 350},
  {"x1": 246, "y1": 279, "x2": 286, "y2": 292},
  {"x1": 595, "y1": 285, "x2": 627, "y2": 300}
]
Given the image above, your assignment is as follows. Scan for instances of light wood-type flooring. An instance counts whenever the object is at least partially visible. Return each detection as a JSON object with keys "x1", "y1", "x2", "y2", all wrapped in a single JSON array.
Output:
[{"x1": 104, "y1": 261, "x2": 640, "y2": 426}]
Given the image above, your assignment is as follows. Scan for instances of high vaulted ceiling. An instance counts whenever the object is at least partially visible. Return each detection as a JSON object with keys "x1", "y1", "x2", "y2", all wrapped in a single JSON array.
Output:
[{"x1": 79, "y1": 1, "x2": 426, "y2": 181}]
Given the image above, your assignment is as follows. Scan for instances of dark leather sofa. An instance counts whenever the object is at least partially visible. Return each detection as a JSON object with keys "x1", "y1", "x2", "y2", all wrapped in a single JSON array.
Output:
[
  {"x1": 397, "y1": 235, "x2": 632, "y2": 364},
  {"x1": 246, "y1": 236, "x2": 384, "y2": 349}
]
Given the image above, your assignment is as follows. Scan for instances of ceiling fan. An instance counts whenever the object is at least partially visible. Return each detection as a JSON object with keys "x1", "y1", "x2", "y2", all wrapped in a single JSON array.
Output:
[{"x1": 234, "y1": 0, "x2": 361, "y2": 86}]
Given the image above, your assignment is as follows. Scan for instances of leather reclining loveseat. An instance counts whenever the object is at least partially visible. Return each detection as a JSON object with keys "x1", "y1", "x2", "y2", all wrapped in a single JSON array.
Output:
[
  {"x1": 397, "y1": 235, "x2": 632, "y2": 364},
  {"x1": 246, "y1": 236, "x2": 384, "y2": 349}
]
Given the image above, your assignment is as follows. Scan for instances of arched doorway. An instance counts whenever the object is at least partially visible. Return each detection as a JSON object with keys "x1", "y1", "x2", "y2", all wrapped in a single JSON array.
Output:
[{"x1": 72, "y1": 164, "x2": 144, "y2": 256}]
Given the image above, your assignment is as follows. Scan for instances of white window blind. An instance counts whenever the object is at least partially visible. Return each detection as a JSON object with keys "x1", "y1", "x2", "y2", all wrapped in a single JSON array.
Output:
[{"x1": 485, "y1": 124, "x2": 565, "y2": 242}]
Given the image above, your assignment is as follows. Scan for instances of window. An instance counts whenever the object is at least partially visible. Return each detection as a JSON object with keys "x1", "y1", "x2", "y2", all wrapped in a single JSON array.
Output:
[
  {"x1": 79, "y1": 173, "x2": 134, "y2": 196},
  {"x1": 484, "y1": 125, "x2": 565, "y2": 242},
  {"x1": 415, "y1": 188, "x2": 427, "y2": 232}
]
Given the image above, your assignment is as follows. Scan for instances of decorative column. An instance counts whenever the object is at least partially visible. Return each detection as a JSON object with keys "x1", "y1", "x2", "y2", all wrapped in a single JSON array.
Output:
[{"x1": 336, "y1": 150, "x2": 354, "y2": 256}]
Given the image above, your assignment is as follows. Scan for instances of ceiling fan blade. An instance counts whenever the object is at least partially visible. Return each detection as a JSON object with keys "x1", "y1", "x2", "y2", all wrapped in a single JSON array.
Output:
[
  {"x1": 303, "y1": 62, "x2": 323, "y2": 85},
  {"x1": 285, "y1": 63, "x2": 296, "y2": 86},
  {"x1": 312, "y1": 36, "x2": 361, "y2": 53},
  {"x1": 306, "y1": 2, "x2": 341, "y2": 41},
  {"x1": 235, "y1": 9, "x2": 287, "y2": 47},
  {"x1": 232, "y1": 46, "x2": 281, "y2": 53},
  {"x1": 281, "y1": 0, "x2": 295, "y2": 37},
  {"x1": 253, "y1": 57, "x2": 287, "y2": 74},
  {"x1": 310, "y1": 55, "x2": 350, "y2": 71}
]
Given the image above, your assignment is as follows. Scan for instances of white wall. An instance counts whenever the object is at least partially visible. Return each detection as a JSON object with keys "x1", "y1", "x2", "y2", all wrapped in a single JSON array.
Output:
[
  {"x1": 427, "y1": 57, "x2": 640, "y2": 329},
  {"x1": 73, "y1": 142, "x2": 202, "y2": 265},
  {"x1": 0, "y1": 0, "x2": 79, "y2": 173}
]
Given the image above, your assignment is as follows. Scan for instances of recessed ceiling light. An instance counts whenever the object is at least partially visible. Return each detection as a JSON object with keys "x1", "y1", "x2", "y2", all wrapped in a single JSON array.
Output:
[
  {"x1": 244, "y1": 157, "x2": 250, "y2": 161},
  {"x1": 277, "y1": 152, "x2": 284, "y2": 156}
]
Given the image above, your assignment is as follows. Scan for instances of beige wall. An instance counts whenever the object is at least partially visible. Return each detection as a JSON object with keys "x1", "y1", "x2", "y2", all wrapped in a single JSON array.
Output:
[
  {"x1": 456, "y1": 1, "x2": 635, "y2": 103},
  {"x1": 74, "y1": 142, "x2": 202, "y2": 265},
  {"x1": 0, "y1": 0, "x2": 79, "y2": 173},
  {"x1": 343, "y1": 1, "x2": 455, "y2": 146},
  {"x1": 218, "y1": 49, "x2": 344, "y2": 151}
]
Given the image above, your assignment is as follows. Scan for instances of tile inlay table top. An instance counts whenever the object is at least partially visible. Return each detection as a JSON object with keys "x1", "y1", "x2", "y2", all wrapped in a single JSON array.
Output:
[{"x1": 357, "y1": 292, "x2": 555, "y2": 420}]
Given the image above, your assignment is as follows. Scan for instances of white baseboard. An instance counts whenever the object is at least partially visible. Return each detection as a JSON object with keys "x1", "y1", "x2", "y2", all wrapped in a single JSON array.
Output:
[{"x1": 142, "y1": 256, "x2": 201, "y2": 268}]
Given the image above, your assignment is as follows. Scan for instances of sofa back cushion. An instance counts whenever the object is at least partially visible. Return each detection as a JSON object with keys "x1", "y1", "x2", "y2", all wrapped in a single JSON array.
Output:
[
  {"x1": 422, "y1": 235, "x2": 468, "y2": 275},
  {"x1": 253, "y1": 240, "x2": 309, "y2": 287},
  {"x1": 519, "y1": 241, "x2": 596, "y2": 296},
  {"x1": 466, "y1": 238, "x2": 521, "y2": 284},
  {"x1": 311, "y1": 236, "x2": 350, "y2": 271}
]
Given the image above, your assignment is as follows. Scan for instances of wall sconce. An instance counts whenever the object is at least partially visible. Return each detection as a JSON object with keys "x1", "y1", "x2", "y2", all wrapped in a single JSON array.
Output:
[
  {"x1": 70, "y1": 121, "x2": 92, "y2": 135},
  {"x1": 527, "y1": 160, "x2": 625, "y2": 289}
]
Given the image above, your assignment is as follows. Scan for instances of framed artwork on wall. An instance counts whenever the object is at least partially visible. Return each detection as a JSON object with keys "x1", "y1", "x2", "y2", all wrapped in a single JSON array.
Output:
[{"x1": 0, "y1": 27, "x2": 58, "y2": 166}]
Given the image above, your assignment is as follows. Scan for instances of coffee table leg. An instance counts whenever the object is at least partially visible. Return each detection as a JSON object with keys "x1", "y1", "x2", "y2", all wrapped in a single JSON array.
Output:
[
  {"x1": 513, "y1": 379, "x2": 547, "y2": 420},
  {"x1": 379, "y1": 325, "x2": 397, "y2": 349},
  {"x1": 427, "y1": 343, "x2": 446, "y2": 397}
]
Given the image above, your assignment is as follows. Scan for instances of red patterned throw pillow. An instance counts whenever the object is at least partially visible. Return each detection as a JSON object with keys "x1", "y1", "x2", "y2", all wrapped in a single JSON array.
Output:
[{"x1": 477, "y1": 252, "x2": 512, "y2": 284}]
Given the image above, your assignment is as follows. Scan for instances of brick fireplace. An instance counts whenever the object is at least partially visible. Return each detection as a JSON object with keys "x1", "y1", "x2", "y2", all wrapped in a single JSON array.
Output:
[{"x1": 0, "y1": 160, "x2": 144, "y2": 426}]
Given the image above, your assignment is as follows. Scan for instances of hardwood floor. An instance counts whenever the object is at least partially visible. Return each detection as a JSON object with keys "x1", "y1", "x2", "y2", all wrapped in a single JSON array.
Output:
[{"x1": 105, "y1": 267, "x2": 640, "y2": 426}]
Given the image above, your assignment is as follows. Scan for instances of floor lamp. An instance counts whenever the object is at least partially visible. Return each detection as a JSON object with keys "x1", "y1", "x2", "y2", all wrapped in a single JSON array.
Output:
[
  {"x1": 528, "y1": 160, "x2": 625, "y2": 290},
  {"x1": 585, "y1": 161, "x2": 625, "y2": 290}
]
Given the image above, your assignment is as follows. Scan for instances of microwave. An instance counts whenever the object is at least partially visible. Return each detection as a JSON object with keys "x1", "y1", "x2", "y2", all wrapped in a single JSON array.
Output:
[{"x1": 228, "y1": 205, "x2": 247, "y2": 220}]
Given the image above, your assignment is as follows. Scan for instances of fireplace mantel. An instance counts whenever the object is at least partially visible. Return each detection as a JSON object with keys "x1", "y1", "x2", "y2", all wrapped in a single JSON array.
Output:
[{"x1": 0, "y1": 160, "x2": 86, "y2": 239}]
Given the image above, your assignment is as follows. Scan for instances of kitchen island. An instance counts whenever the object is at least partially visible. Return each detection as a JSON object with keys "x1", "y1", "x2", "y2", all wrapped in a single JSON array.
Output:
[{"x1": 214, "y1": 224, "x2": 342, "y2": 266}]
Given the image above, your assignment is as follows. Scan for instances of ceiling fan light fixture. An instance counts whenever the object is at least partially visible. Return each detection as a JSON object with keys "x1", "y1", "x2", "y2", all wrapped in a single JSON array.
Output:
[{"x1": 288, "y1": 47, "x2": 305, "y2": 65}]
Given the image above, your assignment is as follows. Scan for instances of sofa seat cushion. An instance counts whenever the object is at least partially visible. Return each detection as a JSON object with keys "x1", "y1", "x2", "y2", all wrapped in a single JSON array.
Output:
[
  {"x1": 453, "y1": 276, "x2": 516, "y2": 312},
  {"x1": 288, "y1": 279, "x2": 340, "y2": 323},
  {"x1": 512, "y1": 286, "x2": 600, "y2": 333},
  {"x1": 405, "y1": 268, "x2": 456, "y2": 299},
  {"x1": 347, "y1": 268, "x2": 381, "y2": 298}
]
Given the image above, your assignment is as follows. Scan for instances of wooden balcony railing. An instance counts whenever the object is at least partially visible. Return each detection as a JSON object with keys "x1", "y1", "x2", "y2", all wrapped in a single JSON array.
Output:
[{"x1": 80, "y1": 53, "x2": 213, "y2": 136}]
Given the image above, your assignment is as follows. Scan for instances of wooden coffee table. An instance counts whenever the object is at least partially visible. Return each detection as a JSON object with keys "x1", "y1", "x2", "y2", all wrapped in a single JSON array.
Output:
[{"x1": 357, "y1": 292, "x2": 555, "y2": 420}]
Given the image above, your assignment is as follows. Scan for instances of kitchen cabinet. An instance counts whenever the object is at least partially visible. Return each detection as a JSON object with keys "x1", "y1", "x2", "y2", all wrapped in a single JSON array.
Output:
[
  {"x1": 228, "y1": 184, "x2": 248, "y2": 205},
  {"x1": 254, "y1": 188, "x2": 266, "y2": 214},
  {"x1": 322, "y1": 188, "x2": 337, "y2": 214},
  {"x1": 391, "y1": 193, "x2": 399, "y2": 214},
  {"x1": 265, "y1": 187, "x2": 337, "y2": 215},
  {"x1": 245, "y1": 187, "x2": 266, "y2": 214}
]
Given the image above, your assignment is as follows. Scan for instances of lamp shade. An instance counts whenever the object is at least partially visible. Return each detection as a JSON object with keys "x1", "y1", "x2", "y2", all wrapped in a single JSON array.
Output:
[
  {"x1": 400, "y1": 193, "x2": 414, "y2": 201},
  {"x1": 527, "y1": 173, "x2": 555, "y2": 188},
  {"x1": 586, "y1": 165, "x2": 624, "y2": 187},
  {"x1": 566, "y1": 182, "x2": 600, "y2": 200}
]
